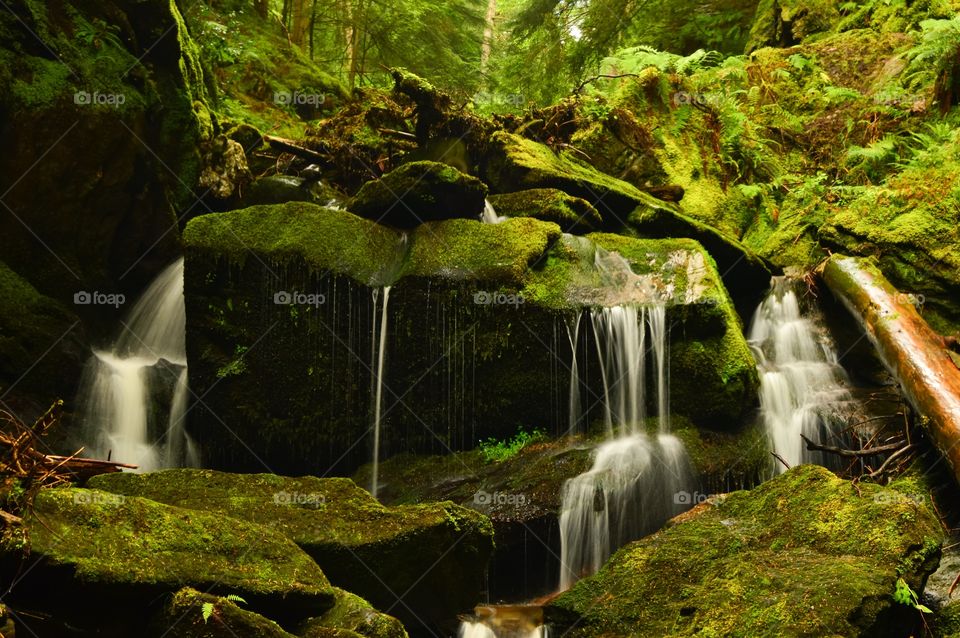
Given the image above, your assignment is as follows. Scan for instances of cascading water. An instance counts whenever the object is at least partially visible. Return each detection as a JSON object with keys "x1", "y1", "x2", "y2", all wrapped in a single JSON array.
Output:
[
  {"x1": 370, "y1": 285, "x2": 391, "y2": 499},
  {"x1": 481, "y1": 199, "x2": 507, "y2": 224},
  {"x1": 559, "y1": 304, "x2": 693, "y2": 590},
  {"x1": 77, "y1": 258, "x2": 199, "y2": 470},
  {"x1": 458, "y1": 605, "x2": 550, "y2": 638},
  {"x1": 748, "y1": 277, "x2": 855, "y2": 472}
]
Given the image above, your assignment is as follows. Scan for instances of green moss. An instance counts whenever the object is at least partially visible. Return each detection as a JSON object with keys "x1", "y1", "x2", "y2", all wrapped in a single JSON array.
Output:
[
  {"x1": 348, "y1": 161, "x2": 488, "y2": 227},
  {"x1": 8, "y1": 487, "x2": 336, "y2": 629},
  {"x1": 153, "y1": 587, "x2": 298, "y2": 638},
  {"x1": 548, "y1": 465, "x2": 944, "y2": 637},
  {"x1": 303, "y1": 588, "x2": 408, "y2": 638},
  {"x1": 402, "y1": 217, "x2": 561, "y2": 285},
  {"x1": 88, "y1": 471, "x2": 494, "y2": 631},
  {"x1": 488, "y1": 189, "x2": 604, "y2": 232},
  {"x1": 184, "y1": 203, "x2": 407, "y2": 286},
  {"x1": 485, "y1": 131, "x2": 670, "y2": 225}
]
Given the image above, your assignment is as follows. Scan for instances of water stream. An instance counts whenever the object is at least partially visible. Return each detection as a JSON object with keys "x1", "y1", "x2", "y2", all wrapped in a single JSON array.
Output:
[
  {"x1": 558, "y1": 304, "x2": 693, "y2": 590},
  {"x1": 748, "y1": 278, "x2": 856, "y2": 472},
  {"x1": 77, "y1": 258, "x2": 198, "y2": 470}
]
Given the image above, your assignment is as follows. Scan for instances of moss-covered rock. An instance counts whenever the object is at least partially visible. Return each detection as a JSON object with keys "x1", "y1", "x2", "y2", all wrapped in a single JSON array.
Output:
[
  {"x1": 482, "y1": 131, "x2": 672, "y2": 227},
  {"x1": 547, "y1": 465, "x2": 944, "y2": 637},
  {"x1": 89, "y1": 470, "x2": 492, "y2": 634},
  {"x1": 348, "y1": 161, "x2": 488, "y2": 228},
  {"x1": 0, "y1": 0, "x2": 213, "y2": 304},
  {"x1": 301, "y1": 588, "x2": 408, "y2": 638},
  {"x1": 1, "y1": 487, "x2": 335, "y2": 634},
  {"x1": 0, "y1": 260, "x2": 86, "y2": 414},
  {"x1": 488, "y1": 189, "x2": 604, "y2": 233},
  {"x1": 150, "y1": 588, "x2": 299, "y2": 638},
  {"x1": 746, "y1": 0, "x2": 840, "y2": 52},
  {"x1": 182, "y1": 203, "x2": 756, "y2": 474}
]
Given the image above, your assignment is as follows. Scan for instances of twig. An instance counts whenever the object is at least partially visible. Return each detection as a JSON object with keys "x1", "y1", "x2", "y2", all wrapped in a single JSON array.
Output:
[
  {"x1": 800, "y1": 434, "x2": 906, "y2": 457},
  {"x1": 772, "y1": 452, "x2": 791, "y2": 470}
]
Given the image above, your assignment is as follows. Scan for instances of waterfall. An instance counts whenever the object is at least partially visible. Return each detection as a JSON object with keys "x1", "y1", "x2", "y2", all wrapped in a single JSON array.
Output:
[
  {"x1": 458, "y1": 605, "x2": 549, "y2": 638},
  {"x1": 77, "y1": 258, "x2": 198, "y2": 470},
  {"x1": 481, "y1": 199, "x2": 507, "y2": 224},
  {"x1": 748, "y1": 277, "x2": 854, "y2": 472},
  {"x1": 559, "y1": 304, "x2": 693, "y2": 590},
  {"x1": 370, "y1": 285, "x2": 391, "y2": 499}
]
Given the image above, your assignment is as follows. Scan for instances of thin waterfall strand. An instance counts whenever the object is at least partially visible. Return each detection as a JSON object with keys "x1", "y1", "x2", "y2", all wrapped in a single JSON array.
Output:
[{"x1": 370, "y1": 285, "x2": 391, "y2": 499}]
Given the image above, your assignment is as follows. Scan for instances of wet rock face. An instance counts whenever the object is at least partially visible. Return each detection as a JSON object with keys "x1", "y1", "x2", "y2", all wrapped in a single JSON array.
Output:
[
  {"x1": 0, "y1": 0, "x2": 212, "y2": 304},
  {"x1": 89, "y1": 470, "x2": 493, "y2": 635},
  {"x1": 488, "y1": 189, "x2": 604, "y2": 233},
  {"x1": 349, "y1": 161, "x2": 488, "y2": 228},
  {"x1": 547, "y1": 465, "x2": 944, "y2": 637},
  {"x1": 1, "y1": 487, "x2": 336, "y2": 635},
  {"x1": 181, "y1": 203, "x2": 758, "y2": 474}
]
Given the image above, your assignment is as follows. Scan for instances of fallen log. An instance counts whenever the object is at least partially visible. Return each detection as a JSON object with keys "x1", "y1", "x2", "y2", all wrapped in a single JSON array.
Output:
[
  {"x1": 821, "y1": 255, "x2": 960, "y2": 483},
  {"x1": 263, "y1": 134, "x2": 328, "y2": 163}
]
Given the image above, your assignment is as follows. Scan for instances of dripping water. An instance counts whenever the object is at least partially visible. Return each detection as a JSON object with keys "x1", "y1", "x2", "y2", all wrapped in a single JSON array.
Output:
[
  {"x1": 481, "y1": 199, "x2": 507, "y2": 224},
  {"x1": 370, "y1": 285, "x2": 391, "y2": 499}
]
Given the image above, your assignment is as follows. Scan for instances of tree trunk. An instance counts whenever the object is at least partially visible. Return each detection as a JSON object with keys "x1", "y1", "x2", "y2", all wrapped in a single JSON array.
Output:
[
  {"x1": 480, "y1": 0, "x2": 497, "y2": 74},
  {"x1": 290, "y1": 0, "x2": 310, "y2": 45},
  {"x1": 821, "y1": 255, "x2": 960, "y2": 483},
  {"x1": 254, "y1": 0, "x2": 269, "y2": 19}
]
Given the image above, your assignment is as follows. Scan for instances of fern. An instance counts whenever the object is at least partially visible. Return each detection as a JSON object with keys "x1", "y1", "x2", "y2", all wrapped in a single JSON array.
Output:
[
  {"x1": 601, "y1": 46, "x2": 723, "y2": 76},
  {"x1": 225, "y1": 594, "x2": 247, "y2": 604},
  {"x1": 904, "y1": 16, "x2": 960, "y2": 109},
  {"x1": 201, "y1": 602, "x2": 215, "y2": 624}
]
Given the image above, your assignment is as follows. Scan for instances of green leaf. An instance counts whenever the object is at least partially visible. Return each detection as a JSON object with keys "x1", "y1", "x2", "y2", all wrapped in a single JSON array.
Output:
[{"x1": 201, "y1": 601, "x2": 215, "y2": 623}]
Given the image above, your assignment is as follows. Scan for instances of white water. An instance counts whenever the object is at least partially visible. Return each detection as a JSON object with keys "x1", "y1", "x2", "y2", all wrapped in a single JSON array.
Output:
[
  {"x1": 481, "y1": 199, "x2": 507, "y2": 224},
  {"x1": 748, "y1": 278, "x2": 854, "y2": 472},
  {"x1": 559, "y1": 304, "x2": 693, "y2": 590},
  {"x1": 459, "y1": 621, "x2": 548, "y2": 638},
  {"x1": 78, "y1": 259, "x2": 198, "y2": 470},
  {"x1": 370, "y1": 285, "x2": 391, "y2": 499}
]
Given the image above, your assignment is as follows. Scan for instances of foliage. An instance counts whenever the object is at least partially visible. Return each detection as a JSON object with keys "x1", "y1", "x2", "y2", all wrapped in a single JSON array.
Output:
[
  {"x1": 478, "y1": 427, "x2": 547, "y2": 463},
  {"x1": 202, "y1": 594, "x2": 248, "y2": 623},
  {"x1": 904, "y1": 16, "x2": 960, "y2": 109},
  {"x1": 892, "y1": 577, "x2": 932, "y2": 613}
]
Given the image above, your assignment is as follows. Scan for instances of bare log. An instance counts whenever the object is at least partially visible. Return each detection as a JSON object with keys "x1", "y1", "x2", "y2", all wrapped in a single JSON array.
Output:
[
  {"x1": 822, "y1": 255, "x2": 960, "y2": 483},
  {"x1": 263, "y1": 135, "x2": 328, "y2": 163}
]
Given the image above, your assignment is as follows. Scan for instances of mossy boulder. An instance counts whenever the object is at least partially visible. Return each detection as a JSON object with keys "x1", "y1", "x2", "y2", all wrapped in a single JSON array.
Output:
[
  {"x1": 627, "y1": 206, "x2": 773, "y2": 308},
  {"x1": 0, "y1": 260, "x2": 86, "y2": 414},
  {"x1": 1, "y1": 487, "x2": 335, "y2": 634},
  {"x1": 182, "y1": 203, "x2": 756, "y2": 474},
  {"x1": 0, "y1": 0, "x2": 213, "y2": 304},
  {"x1": 150, "y1": 588, "x2": 298, "y2": 638},
  {"x1": 746, "y1": 0, "x2": 839, "y2": 51},
  {"x1": 349, "y1": 161, "x2": 488, "y2": 228},
  {"x1": 482, "y1": 131, "x2": 671, "y2": 227},
  {"x1": 89, "y1": 470, "x2": 492, "y2": 634},
  {"x1": 301, "y1": 588, "x2": 408, "y2": 638},
  {"x1": 547, "y1": 465, "x2": 944, "y2": 637},
  {"x1": 488, "y1": 189, "x2": 604, "y2": 233}
]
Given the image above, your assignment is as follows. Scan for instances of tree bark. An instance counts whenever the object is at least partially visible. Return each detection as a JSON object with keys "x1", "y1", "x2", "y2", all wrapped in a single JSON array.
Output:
[
  {"x1": 822, "y1": 255, "x2": 960, "y2": 483},
  {"x1": 480, "y1": 0, "x2": 497, "y2": 74},
  {"x1": 254, "y1": 0, "x2": 269, "y2": 19},
  {"x1": 290, "y1": 0, "x2": 310, "y2": 45}
]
